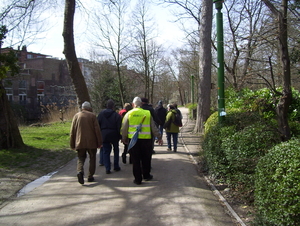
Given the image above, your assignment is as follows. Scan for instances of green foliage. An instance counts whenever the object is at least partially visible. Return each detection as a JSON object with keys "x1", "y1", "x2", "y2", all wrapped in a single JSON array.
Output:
[
  {"x1": 203, "y1": 109, "x2": 280, "y2": 186},
  {"x1": 255, "y1": 139, "x2": 300, "y2": 225},
  {"x1": 225, "y1": 87, "x2": 300, "y2": 122},
  {"x1": 187, "y1": 103, "x2": 197, "y2": 119}
]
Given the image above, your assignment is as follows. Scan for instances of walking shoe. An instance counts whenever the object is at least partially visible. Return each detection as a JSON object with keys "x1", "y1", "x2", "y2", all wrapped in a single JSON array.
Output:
[
  {"x1": 106, "y1": 170, "x2": 111, "y2": 174},
  {"x1": 144, "y1": 174, "x2": 153, "y2": 181},
  {"x1": 167, "y1": 148, "x2": 172, "y2": 151},
  {"x1": 133, "y1": 180, "x2": 142, "y2": 185},
  {"x1": 77, "y1": 172, "x2": 84, "y2": 185},
  {"x1": 122, "y1": 153, "x2": 126, "y2": 164},
  {"x1": 173, "y1": 149, "x2": 177, "y2": 152},
  {"x1": 99, "y1": 164, "x2": 104, "y2": 166},
  {"x1": 152, "y1": 150, "x2": 156, "y2": 154},
  {"x1": 88, "y1": 177, "x2": 94, "y2": 182},
  {"x1": 114, "y1": 167, "x2": 121, "y2": 172}
]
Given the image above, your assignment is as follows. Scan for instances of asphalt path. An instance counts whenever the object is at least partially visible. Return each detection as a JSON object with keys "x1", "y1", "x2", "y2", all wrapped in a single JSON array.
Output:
[{"x1": 0, "y1": 108, "x2": 237, "y2": 226}]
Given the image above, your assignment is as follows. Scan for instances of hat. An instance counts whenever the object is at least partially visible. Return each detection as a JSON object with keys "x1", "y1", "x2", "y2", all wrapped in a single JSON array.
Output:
[
  {"x1": 158, "y1": 100, "x2": 163, "y2": 106},
  {"x1": 141, "y1": 97, "x2": 148, "y2": 103},
  {"x1": 82, "y1": 101, "x2": 91, "y2": 109}
]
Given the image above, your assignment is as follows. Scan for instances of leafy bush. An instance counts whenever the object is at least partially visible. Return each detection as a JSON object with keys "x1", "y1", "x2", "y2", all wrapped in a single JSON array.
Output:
[
  {"x1": 225, "y1": 87, "x2": 300, "y2": 122},
  {"x1": 202, "y1": 109, "x2": 280, "y2": 185},
  {"x1": 203, "y1": 108, "x2": 281, "y2": 202},
  {"x1": 187, "y1": 103, "x2": 197, "y2": 119},
  {"x1": 255, "y1": 139, "x2": 300, "y2": 225}
]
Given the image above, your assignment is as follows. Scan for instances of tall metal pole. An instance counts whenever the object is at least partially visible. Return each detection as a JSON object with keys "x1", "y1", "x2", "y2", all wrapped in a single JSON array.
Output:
[{"x1": 214, "y1": 0, "x2": 226, "y2": 122}]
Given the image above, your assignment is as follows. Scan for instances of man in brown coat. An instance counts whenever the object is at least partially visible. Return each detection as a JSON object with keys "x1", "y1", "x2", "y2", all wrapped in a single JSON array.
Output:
[{"x1": 70, "y1": 101, "x2": 103, "y2": 184}]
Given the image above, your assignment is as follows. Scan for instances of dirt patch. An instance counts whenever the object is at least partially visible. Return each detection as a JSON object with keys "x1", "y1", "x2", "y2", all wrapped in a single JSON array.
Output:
[{"x1": 0, "y1": 150, "x2": 76, "y2": 209}]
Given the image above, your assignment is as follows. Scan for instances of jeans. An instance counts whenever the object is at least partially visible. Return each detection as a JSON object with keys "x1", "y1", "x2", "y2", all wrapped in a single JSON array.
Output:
[
  {"x1": 103, "y1": 142, "x2": 120, "y2": 171},
  {"x1": 99, "y1": 147, "x2": 104, "y2": 165},
  {"x1": 166, "y1": 132, "x2": 178, "y2": 151},
  {"x1": 158, "y1": 125, "x2": 164, "y2": 136}
]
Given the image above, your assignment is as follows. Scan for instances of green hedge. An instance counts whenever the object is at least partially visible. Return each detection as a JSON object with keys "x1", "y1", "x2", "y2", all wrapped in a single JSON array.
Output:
[
  {"x1": 203, "y1": 109, "x2": 281, "y2": 200},
  {"x1": 255, "y1": 139, "x2": 300, "y2": 225}
]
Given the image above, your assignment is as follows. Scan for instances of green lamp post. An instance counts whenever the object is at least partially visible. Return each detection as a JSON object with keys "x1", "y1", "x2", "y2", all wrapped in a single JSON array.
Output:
[{"x1": 213, "y1": 0, "x2": 226, "y2": 122}]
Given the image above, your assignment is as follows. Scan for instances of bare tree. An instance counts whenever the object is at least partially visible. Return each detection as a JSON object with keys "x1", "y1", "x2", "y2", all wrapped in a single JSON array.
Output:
[
  {"x1": 90, "y1": 0, "x2": 132, "y2": 106},
  {"x1": 262, "y1": 0, "x2": 292, "y2": 141},
  {"x1": 131, "y1": 0, "x2": 161, "y2": 103},
  {"x1": 222, "y1": 0, "x2": 266, "y2": 90},
  {"x1": 159, "y1": 0, "x2": 212, "y2": 133},
  {"x1": 63, "y1": 0, "x2": 90, "y2": 107}
]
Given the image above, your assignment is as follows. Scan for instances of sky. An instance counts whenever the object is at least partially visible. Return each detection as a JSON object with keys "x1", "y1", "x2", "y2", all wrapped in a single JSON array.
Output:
[{"x1": 24, "y1": 1, "x2": 186, "y2": 60}]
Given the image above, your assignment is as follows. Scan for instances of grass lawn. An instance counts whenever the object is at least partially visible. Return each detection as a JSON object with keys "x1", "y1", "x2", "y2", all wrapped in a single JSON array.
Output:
[{"x1": 0, "y1": 121, "x2": 76, "y2": 175}]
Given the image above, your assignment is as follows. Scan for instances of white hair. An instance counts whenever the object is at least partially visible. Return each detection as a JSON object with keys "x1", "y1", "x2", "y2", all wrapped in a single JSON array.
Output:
[
  {"x1": 82, "y1": 101, "x2": 92, "y2": 110},
  {"x1": 132, "y1": 97, "x2": 142, "y2": 106}
]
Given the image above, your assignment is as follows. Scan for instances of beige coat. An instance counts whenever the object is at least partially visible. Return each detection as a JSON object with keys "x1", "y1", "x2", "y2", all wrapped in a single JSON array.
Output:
[{"x1": 70, "y1": 110, "x2": 103, "y2": 150}]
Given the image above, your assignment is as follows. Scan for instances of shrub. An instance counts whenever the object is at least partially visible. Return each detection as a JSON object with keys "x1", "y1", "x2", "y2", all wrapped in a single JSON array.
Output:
[
  {"x1": 203, "y1": 108, "x2": 281, "y2": 202},
  {"x1": 255, "y1": 139, "x2": 300, "y2": 225},
  {"x1": 187, "y1": 103, "x2": 197, "y2": 119},
  {"x1": 225, "y1": 87, "x2": 300, "y2": 122}
]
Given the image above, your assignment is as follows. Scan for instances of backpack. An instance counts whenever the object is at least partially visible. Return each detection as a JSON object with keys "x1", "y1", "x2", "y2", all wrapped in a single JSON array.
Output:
[{"x1": 173, "y1": 111, "x2": 182, "y2": 127}]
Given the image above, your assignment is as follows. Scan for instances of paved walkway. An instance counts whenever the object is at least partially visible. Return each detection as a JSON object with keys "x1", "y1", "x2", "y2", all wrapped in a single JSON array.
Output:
[{"x1": 0, "y1": 108, "x2": 238, "y2": 226}]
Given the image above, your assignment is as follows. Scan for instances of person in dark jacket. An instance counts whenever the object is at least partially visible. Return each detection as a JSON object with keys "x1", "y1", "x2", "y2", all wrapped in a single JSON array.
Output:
[
  {"x1": 141, "y1": 98, "x2": 160, "y2": 154},
  {"x1": 155, "y1": 100, "x2": 167, "y2": 136},
  {"x1": 97, "y1": 99, "x2": 122, "y2": 174}
]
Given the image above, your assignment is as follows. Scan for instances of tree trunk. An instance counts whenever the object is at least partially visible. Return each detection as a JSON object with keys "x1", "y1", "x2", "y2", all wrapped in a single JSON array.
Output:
[
  {"x1": 263, "y1": 0, "x2": 291, "y2": 141},
  {"x1": 0, "y1": 82, "x2": 24, "y2": 149},
  {"x1": 194, "y1": 0, "x2": 213, "y2": 134},
  {"x1": 62, "y1": 0, "x2": 90, "y2": 107}
]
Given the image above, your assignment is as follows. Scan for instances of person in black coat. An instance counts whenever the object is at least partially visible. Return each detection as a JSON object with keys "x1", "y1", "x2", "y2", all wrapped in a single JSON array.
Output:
[
  {"x1": 155, "y1": 100, "x2": 167, "y2": 136},
  {"x1": 97, "y1": 99, "x2": 122, "y2": 174}
]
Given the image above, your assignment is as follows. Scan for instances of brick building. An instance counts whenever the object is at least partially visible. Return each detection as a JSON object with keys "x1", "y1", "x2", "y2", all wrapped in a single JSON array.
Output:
[{"x1": 2, "y1": 46, "x2": 77, "y2": 121}]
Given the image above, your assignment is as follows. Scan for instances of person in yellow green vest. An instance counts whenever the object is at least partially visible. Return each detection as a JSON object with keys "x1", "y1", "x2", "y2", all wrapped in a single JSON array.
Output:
[{"x1": 121, "y1": 97, "x2": 163, "y2": 185}]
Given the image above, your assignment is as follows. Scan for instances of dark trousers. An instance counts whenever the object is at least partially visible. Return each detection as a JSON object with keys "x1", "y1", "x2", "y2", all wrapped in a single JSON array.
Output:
[
  {"x1": 166, "y1": 132, "x2": 178, "y2": 151},
  {"x1": 103, "y1": 142, "x2": 120, "y2": 171},
  {"x1": 129, "y1": 139, "x2": 152, "y2": 183},
  {"x1": 77, "y1": 148, "x2": 97, "y2": 178}
]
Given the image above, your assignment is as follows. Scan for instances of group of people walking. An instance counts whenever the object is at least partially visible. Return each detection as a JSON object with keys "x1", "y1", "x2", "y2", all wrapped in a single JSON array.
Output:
[{"x1": 69, "y1": 97, "x2": 182, "y2": 185}]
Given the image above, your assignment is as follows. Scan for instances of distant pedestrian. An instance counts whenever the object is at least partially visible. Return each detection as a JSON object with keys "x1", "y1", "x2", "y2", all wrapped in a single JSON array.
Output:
[
  {"x1": 121, "y1": 97, "x2": 163, "y2": 185},
  {"x1": 165, "y1": 104, "x2": 179, "y2": 152},
  {"x1": 97, "y1": 99, "x2": 122, "y2": 174},
  {"x1": 119, "y1": 103, "x2": 133, "y2": 164},
  {"x1": 155, "y1": 100, "x2": 167, "y2": 136},
  {"x1": 70, "y1": 101, "x2": 103, "y2": 184}
]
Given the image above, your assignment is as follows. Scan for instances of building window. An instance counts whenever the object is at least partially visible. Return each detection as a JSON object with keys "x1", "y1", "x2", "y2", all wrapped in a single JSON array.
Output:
[
  {"x1": 37, "y1": 81, "x2": 45, "y2": 103},
  {"x1": 4, "y1": 79, "x2": 13, "y2": 102},
  {"x1": 37, "y1": 81, "x2": 45, "y2": 95},
  {"x1": 19, "y1": 80, "x2": 27, "y2": 105},
  {"x1": 19, "y1": 93, "x2": 27, "y2": 105},
  {"x1": 27, "y1": 54, "x2": 33, "y2": 59}
]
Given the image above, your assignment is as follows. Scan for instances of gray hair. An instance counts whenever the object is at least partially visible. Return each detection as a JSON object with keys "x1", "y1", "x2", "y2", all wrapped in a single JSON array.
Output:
[
  {"x1": 82, "y1": 101, "x2": 92, "y2": 110},
  {"x1": 132, "y1": 97, "x2": 142, "y2": 107}
]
